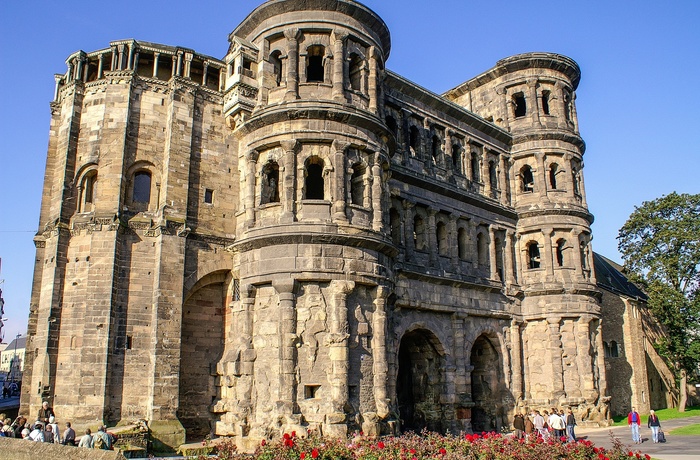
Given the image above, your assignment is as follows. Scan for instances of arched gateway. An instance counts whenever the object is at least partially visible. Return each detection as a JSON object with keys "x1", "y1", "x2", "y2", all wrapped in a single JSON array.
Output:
[{"x1": 469, "y1": 334, "x2": 509, "y2": 432}]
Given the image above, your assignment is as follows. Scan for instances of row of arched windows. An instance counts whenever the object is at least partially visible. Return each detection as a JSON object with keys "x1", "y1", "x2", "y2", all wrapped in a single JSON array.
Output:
[
  {"x1": 76, "y1": 166, "x2": 157, "y2": 214},
  {"x1": 517, "y1": 160, "x2": 583, "y2": 197},
  {"x1": 268, "y1": 45, "x2": 366, "y2": 91},
  {"x1": 510, "y1": 87, "x2": 573, "y2": 122},
  {"x1": 524, "y1": 238, "x2": 590, "y2": 271}
]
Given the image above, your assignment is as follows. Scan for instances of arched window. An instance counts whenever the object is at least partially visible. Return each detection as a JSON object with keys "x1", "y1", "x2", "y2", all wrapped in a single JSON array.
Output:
[
  {"x1": 390, "y1": 208, "x2": 401, "y2": 245},
  {"x1": 414, "y1": 215, "x2": 426, "y2": 251},
  {"x1": 580, "y1": 241, "x2": 588, "y2": 270},
  {"x1": 431, "y1": 135, "x2": 441, "y2": 164},
  {"x1": 564, "y1": 92, "x2": 572, "y2": 122},
  {"x1": 133, "y1": 171, "x2": 152, "y2": 204},
  {"x1": 409, "y1": 126, "x2": 420, "y2": 157},
  {"x1": 349, "y1": 53, "x2": 363, "y2": 91},
  {"x1": 350, "y1": 163, "x2": 366, "y2": 206},
  {"x1": 458, "y1": 227, "x2": 468, "y2": 260},
  {"x1": 386, "y1": 116, "x2": 398, "y2": 137},
  {"x1": 527, "y1": 242, "x2": 541, "y2": 269},
  {"x1": 306, "y1": 45, "x2": 325, "y2": 82},
  {"x1": 549, "y1": 163, "x2": 559, "y2": 190},
  {"x1": 80, "y1": 170, "x2": 97, "y2": 212},
  {"x1": 541, "y1": 90, "x2": 551, "y2": 115},
  {"x1": 261, "y1": 161, "x2": 280, "y2": 205},
  {"x1": 452, "y1": 144, "x2": 461, "y2": 173},
  {"x1": 556, "y1": 239, "x2": 566, "y2": 267},
  {"x1": 495, "y1": 237, "x2": 504, "y2": 281},
  {"x1": 270, "y1": 51, "x2": 283, "y2": 87},
  {"x1": 573, "y1": 169, "x2": 582, "y2": 196},
  {"x1": 436, "y1": 222, "x2": 448, "y2": 256},
  {"x1": 489, "y1": 160, "x2": 498, "y2": 192},
  {"x1": 521, "y1": 165, "x2": 534, "y2": 193},
  {"x1": 305, "y1": 157, "x2": 324, "y2": 199},
  {"x1": 470, "y1": 152, "x2": 480, "y2": 182},
  {"x1": 513, "y1": 92, "x2": 526, "y2": 118}
]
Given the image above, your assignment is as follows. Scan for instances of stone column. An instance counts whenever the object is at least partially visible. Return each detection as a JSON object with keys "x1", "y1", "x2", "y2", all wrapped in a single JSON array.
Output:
[
  {"x1": 332, "y1": 30, "x2": 347, "y2": 101},
  {"x1": 326, "y1": 280, "x2": 354, "y2": 437},
  {"x1": 527, "y1": 78, "x2": 541, "y2": 126},
  {"x1": 233, "y1": 284, "x2": 256, "y2": 434},
  {"x1": 133, "y1": 51, "x2": 140, "y2": 75},
  {"x1": 97, "y1": 54, "x2": 104, "y2": 79},
  {"x1": 534, "y1": 152, "x2": 546, "y2": 199},
  {"x1": 175, "y1": 51, "x2": 183, "y2": 77},
  {"x1": 499, "y1": 156, "x2": 509, "y2": 206},
  {"x1": 110, "y1": 46, "x2": 117, "y2": 71},
  {"x1": 284, "y1": 28, "x2": 300, "y2": 101},
  {"x1": 152, "y1": 52, "x2": 160, "y2": 78},
  {"x1": 570, "y1": 229, "x2": 583, "y2": 279},
  {"x1": 593, "y1": 319, "x2": 608, "y2": 401},
  {"x1": 372, "y1": 286, "x2": 390, "y2": 419},
  {"x1": 515, "y1": 233, "x2": 524, "y2": 282},
  {"x1": 496, "y1": 86, "x2": 510, "y2": 131},
  {"x1": 510, "y1": 320, "x2": 524, "y2": 401},
  {"x1": 332, "y1": 140, "x2": 349, "y2": 223},
  {"x1": 522, "y1": 322, "x2": 531, "y2": 400},
  {"x1": 171, "y1": 55, "x2": 177, "y2": 77},
  {"x1": 575, "y1": 315, "x2": 597, "y2": 401},
  {"x1": 184, "y1": 52, "x2": 193, "y2": 79},
  {"x1": 202, "y1": 62, "x2": 208, "y2": 86},
  {"x1": 53, "y1": 75, "x2": 62, "y2": 101},
  {"x1": 76, "y1": 58, "x2": 84, "y2": 82},
  {"x1": 542, "y1": 228, "x2": 554, "y2": 280},
  {"x1": 555, "y1": 81, "x2": 567, "y2": 128},
  {"x1": 403, "y1": 201, "x2": 415, "y2": 261},
  {"x1": 368, "y1": 46, "x2": 378, "y2": 113},
  {"x1": 244, "y1": 150, "x2": 259, "y2": 228},
  {"x1": 127, "y1": 43, "x2": 135, "y2": 70},
  {"x1": 274, "y1": 279, "x2": 298, "y2": 417},
  {"x1": 371, "y1": 154, "x2": 383, "y2": 232},
  {"x1": 547, "y1": 317, "x2": 566, "y2": 400},
  {"x1": 488, "y1": 226, "x2": 498, "y2": 280},
  {"x1": 468, "y1": 220, "x2": 478, "y2": 269},
  {"x1": 280, "y1": 140, "x2": 298, "y2": 223},
  {"x1": 505, "y1": 231, "x2": 515, "y2": 286},
  {"x1": 116, "y1": 44, "x2": 126, "y2": 70},
  {"x1": 427, "y1": 208, "x2": 438, "y2": 267}
]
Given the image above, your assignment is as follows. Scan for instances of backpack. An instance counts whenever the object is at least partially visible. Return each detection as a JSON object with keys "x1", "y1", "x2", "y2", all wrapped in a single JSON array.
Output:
[{"x1": 93, "y1": 434, "x2": 105, "y2": 449}]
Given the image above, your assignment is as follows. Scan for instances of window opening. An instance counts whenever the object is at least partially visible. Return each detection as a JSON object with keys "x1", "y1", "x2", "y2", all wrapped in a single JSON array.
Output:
[
  {"x1": 233, "y1": 279, "x2": 240, "y2": 301},
  {"x1": 556, "y1": 239, "x2": 565, "y2": 267},
  {"x1": 495, "y1": 237, "x2": 504, "y2": 282},
  {"x1": 349, "y1": 53, "x2": 363, "y2": 91},
  {"x1": 452, "y1": 144, "x2": 461, "y2": 173},
  {"x1": 513, "y1": 93, "x2": 526, "y2": 118},
  {"x1": 477, "y1": 232, "x2": 488, "y2": 268},
  {"x1": 521, "y1": 165, "x2": 534, "y2": 193},
  {"x1": 304, "y1": 385, "x2": 321, "y2": 399},
  {"x1": 564, "y1": 92, "x2": 572, "y2": 121},
  {"x1": 409, "y1": 126, "x2": 420, "y2": 157},
  {"x1": 549, "y1": 163, "x2": 558, "y2": 190},
  {"x1": 527, "y1": 242, "x2": 541, "y2": 269},
  {"x1": 414, "y1": 215, "x2": 426, "y2": 251},
  {"x1": 261, "y1": 162, "x2": 280, "y2": 204},
  {"x1": 82, "y1": 172, "x2": 97, "y2": 211},
  {"x1": 542, "y1": 90, "x2": 550, "y2": 115},
  {"x1": 470, "y1": 152, "x2": 480, "y2": 182},
  {"x1": 431, "y1": 135, "x2": 441, "y2": 164},
  {"x1": 489, "y1": 160, "x2": 498, "y2": 192},
  {"x1": 270, "y1": 51, "x2": 283, "y2": 87},
  {"x1": 580, "y1": 241, "x2": 588, "y2": 270},
  {"x1": 133, "y1": 171, "x2": 152, "y2": 204},
  {"x1": 458, "y1": 227, "x2": 468, "y2": 260},
  {"x1": 305, "y1": 158, "x2": 324, "y2": 199},
  {"x1": 390, "y1": 208, "x2": 401, "y2": 245},
  {"x1": 306, "y1": 46, "x2": 325, "y2": 82},
  {"x1": 204, "y1": 188, "x2": 214, "y2": 204},
  {"x1": 350, "y1": 164, "x2": 366, "y2": 206},
  {"x1": 386, "y1": 116, "x2": 398, "y2": 136}
]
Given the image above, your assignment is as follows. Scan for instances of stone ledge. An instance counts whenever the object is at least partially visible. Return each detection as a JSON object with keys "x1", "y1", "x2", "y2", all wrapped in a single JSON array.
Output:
[{"x1": 0, "y1": 437, "x2": 125, "y2": 460}]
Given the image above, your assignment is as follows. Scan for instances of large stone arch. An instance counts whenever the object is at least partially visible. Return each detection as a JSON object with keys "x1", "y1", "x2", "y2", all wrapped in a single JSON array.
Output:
[
  {"x1": 178, "y1": 269, "x2": 231, "y2": 441},
  {"x1": 395, "y1": 326, "x2": 447, "y2": 433},
  {"x1": 467, "y1": 329, "x2": 511, "y2": 432}
]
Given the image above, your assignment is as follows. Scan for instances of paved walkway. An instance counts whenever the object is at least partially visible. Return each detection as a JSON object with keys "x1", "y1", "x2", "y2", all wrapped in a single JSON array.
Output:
[{"x1": 576, "y1": 416, "x2": 700, "y2": 460}]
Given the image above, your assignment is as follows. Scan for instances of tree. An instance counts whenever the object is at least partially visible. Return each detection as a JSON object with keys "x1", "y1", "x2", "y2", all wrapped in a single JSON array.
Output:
[{"x1": 618, "y1": 192, "x2": 700, "y2": 411}]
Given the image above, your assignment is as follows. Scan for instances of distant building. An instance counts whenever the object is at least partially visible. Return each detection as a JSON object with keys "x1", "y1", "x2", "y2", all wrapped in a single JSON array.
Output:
[{"x1": 1, "y1": 336, "x2": 26, "y2": 382}]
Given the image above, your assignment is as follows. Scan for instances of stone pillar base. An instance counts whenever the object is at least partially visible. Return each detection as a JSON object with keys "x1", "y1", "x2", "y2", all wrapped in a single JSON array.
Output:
[
  {"x1": 148, "y1": 419, "x2": 186, "y2": 454},
  {"x1": 323, "y1": 423, "x2": 348, "y2": 438}
]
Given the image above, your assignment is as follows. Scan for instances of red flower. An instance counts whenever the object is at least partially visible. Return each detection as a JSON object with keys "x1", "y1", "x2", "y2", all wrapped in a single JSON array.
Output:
[
  {"x1": 283, "y1": 433, "x2": 291, "y2": 440},
  {"x1": 300, "y1": 453, "x2": 306, "y2": 460},
  {"x1": 311, "y1": 448, "x2": 319, "y2": 459},
  {"x1": 410, "y1": 448, "x2": 416, "y2": 454},
  {"x1": 645, "y1": 456, "x2": 651, "y2": 460},
  {"x1": 261, "y1": 439, "x2": 266, "y2": 446},
  {"x1": 377, "y1": 441, "x2": 385, "y2": 449},
  {"x1": 292, "y1": 431, "x2": 297, "y2": 438},
  {"x1": 439, "y1": 447, "x2": 447, "y2": 455}
]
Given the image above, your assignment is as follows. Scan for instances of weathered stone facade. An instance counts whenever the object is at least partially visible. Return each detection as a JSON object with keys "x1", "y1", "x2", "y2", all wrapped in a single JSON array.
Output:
[{"x1": 23, "y1": 0, "x2": 619, "y2": 450}]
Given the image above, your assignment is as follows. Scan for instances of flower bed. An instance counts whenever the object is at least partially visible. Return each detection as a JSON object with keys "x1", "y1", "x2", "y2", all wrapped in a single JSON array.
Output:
[{"x1": 201, "y1": 430, "x2": 651, "y2": 460}]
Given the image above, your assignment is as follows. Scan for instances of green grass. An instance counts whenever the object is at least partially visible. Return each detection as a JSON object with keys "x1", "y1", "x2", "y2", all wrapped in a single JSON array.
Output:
[
  {"x1": 669, "y1": 423, "x2": 700, "y2": 436},
  {"x1": 611, "y1": 406, "x2": 700, "y2": 426}
]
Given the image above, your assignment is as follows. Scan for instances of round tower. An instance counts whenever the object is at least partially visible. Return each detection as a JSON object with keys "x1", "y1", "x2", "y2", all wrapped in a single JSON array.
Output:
[
  {"x1": 214, "y1": 0, "x2": 396, "y2": 442},
  {"x1": 493, "y1": 53, "x2": 605, "y2": 413}
]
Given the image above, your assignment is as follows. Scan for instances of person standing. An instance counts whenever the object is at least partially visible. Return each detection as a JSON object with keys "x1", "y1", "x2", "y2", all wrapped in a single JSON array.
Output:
[
  {"x1": 48, "y1": 416, "x2": 61, "y2": 444},
  {"x1": 37, "y1": 401, "x2": 54, "y2": 425},
  {"x1": 565, "y1": 408, "x2": 577, "y2": 442},
  {"x1": 513, "y1": 412, "x2": 525, "y2": 439},
  {"x1": 648, "y1": 410, "x2": 661, "y2": 443},
  {"x1": 525, "y1": 412, "x2": 535, "y2": 440},
  {"x1": 549, "y1": 410, "x2": 565, "y2": 440},
  {"x1": 534, "y1": 410, "x2": 547, "y2": 440},
  {"x1": 628, "y1": 407, "x2": 642, "y2": 444},
  {"x1": 63, "y1": 421, "x2": 76, "y2": 446}
]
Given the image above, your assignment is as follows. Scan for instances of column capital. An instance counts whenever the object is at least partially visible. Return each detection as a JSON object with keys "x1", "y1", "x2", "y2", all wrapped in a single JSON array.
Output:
[
  {"x1": 332, "y1": 140, "x2": 350, "y2": 153},
  {"x1": 284, "y1": 28, "x2": 301, "y2": 41},
  {"x1": 402, "y1": 200, "x2": 415, "y2": 211},
  {"x1": 280, "y1": 139, "x2": 298, "y2": 153},
  {"x1": 246, "y1": 149, "x2": 260, "y2": 163},
  {"x1": 332, "y1": 29, "x2": 349, "y2": 42},
  {"x1": 273, "y1": 278, "x2": 297, "y2": 295}
]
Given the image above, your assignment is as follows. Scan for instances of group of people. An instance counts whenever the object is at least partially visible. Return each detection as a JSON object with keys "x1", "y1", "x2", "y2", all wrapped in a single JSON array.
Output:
[
  {"x1": 628, "y1": 407, "x2": 663, "y2": 444},
  {"x1": 0, "y1": 400, "x2": 114, "y2": 449},
  {"x1": 513, "y1": 408, "x2": 577, "y2": 442}
]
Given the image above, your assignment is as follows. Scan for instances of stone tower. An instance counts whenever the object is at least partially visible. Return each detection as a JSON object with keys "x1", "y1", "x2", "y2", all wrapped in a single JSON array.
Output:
[{"x1": 23, "y1": 0, "x2": 611, "y2": 451}]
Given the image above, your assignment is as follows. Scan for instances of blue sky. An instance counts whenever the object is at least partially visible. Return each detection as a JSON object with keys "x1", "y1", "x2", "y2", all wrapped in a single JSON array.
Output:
[{"x1": 0, "y1": 0, "x2": 698, "y2": 342}]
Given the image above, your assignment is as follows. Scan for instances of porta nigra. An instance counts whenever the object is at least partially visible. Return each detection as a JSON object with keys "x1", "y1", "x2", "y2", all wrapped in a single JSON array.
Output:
[{"x1": 24, "y1": 0, "x2": 669, "y2": 451}]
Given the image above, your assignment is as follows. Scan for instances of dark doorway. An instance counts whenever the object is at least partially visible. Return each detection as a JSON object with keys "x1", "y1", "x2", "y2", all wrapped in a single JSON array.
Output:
[
  {"x1": 396, "y1": 329, "x2": 445, "y2": 433},
  {"x1": 469, "y1": 334, "x2": 507, "y2": 432}
]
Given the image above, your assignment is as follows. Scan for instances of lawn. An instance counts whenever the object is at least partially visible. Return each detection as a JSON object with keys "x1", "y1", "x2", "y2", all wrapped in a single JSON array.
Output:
[
  {"x1": 611, "y1": 406, "x2": 700, "y2": 426},
  {"x1": 669, "y1": 423, "x2": 700, "y2": 436}
]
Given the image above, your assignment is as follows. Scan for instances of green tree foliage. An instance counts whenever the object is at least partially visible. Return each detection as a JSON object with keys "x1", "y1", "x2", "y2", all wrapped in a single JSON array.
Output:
[{"x1": 618, "y1": 192, "x2": 700, "y2": 411}]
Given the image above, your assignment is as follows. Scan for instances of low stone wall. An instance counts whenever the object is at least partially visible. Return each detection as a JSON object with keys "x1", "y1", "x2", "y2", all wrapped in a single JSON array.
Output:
[{"x1": 0, "y1": 437, "x2": 125, "y2": 459}]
